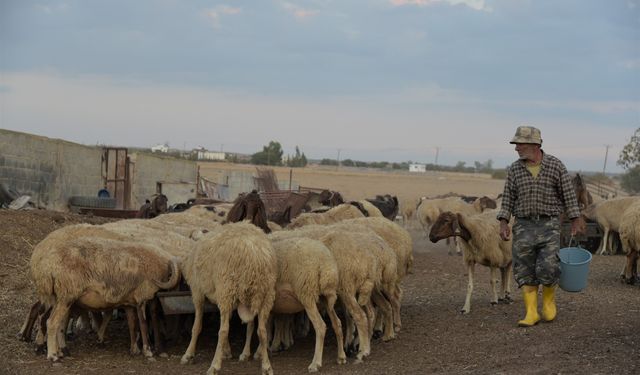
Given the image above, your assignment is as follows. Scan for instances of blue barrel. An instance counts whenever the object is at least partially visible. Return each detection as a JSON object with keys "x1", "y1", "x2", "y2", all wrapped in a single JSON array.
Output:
[{"x1": 559, "y1": 247, "x2": 592, "y2": 292}]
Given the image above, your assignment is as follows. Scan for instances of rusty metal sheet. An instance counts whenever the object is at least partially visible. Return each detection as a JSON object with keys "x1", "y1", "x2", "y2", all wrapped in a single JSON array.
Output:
[{"x1": 156, "y1": 290, "x2": 218, "y2": 315}]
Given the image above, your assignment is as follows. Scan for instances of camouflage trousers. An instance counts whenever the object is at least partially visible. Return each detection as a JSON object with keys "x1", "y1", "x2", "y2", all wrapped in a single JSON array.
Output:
[{"x1": 512, "y1": 217, "x2": 561, "y2": 287}]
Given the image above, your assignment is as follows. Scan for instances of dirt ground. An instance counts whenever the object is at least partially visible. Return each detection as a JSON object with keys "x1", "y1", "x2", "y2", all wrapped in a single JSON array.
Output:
[{"x1": 1, "y1": 167, "x2": 638, "y2": 375}]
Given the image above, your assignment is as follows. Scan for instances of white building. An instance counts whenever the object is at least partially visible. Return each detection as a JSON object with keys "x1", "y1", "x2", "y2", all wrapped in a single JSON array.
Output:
[
  {"x1": 151, "y1": 144, "x2": 169, "y2": 153},
  {"x1": 409, "y1": 163, "x2": 426, "y2": 173},
  {"x1": 195, "y1": 148, "x2": 225, "y2": 161}
]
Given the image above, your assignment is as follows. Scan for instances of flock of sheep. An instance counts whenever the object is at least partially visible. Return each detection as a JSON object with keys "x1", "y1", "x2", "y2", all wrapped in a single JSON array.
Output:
[
  {"x1": 19, "y1": 184, "x2": 639, "y2": 375},
  {"x1": 22, "y1": 197, "x2": 412, "y2": 375}
]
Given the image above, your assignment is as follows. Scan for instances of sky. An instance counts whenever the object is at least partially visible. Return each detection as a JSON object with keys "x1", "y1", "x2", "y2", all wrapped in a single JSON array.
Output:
[{"x1": 0, "y1": 0, "x2": 638, "y2": 173}]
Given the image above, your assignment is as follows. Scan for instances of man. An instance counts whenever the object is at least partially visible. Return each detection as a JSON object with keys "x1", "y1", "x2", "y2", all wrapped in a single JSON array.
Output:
[{"x1": 497, "y1": 125, "x2": 585, "y2": 327}]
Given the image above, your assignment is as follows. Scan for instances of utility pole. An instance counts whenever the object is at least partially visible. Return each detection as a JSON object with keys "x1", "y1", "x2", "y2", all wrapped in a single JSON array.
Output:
[
  {"x1": 434, "y1": 147, "x2": 440, "y2": 166},
  {"x1": 602, "y1": 144, "x2": 611, "y2": 175},
  {"x1": 337, "y1": 149, "x2": 341, "y2": 171}
]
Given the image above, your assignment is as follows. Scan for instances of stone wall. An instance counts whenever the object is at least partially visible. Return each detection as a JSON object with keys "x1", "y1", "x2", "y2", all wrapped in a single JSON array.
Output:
[
  {"x1": 0, "y1": 129, "x2": 198, "y2": 211},
  {"x1": 0, "y1": 129, "x2": 103, "y2": 210}
]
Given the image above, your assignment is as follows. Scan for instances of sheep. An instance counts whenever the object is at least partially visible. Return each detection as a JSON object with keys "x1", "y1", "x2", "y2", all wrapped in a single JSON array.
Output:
[
  {"x1": 270, "y1": 226, "x2": 378, "y2": 362},
  {"x1": 180, "y1": 222, "x2": 277, "y2": 375},
  {"x1": 429, "y1": 210, "x2": 513, "y2": 314},
  {"x1": 355, "y1": 200, "x2": 384, "y2": 218},
  {"x1": 399, "y1": 197, "x2": 418, "y2": 228},
  {"x1": 328, "y1": 222, "x2": 399, "y2": 342},
  {"x1": 288, "y1": 203, "x2": 365, "y2": 228},
  {"x1": 365, "y1": 195, "x2": 400, "y2": 221},
  {"x1": 582, "y1": 197, "x2": 640, "y2": 255},
  {"x1": 265, "y1": 236, "x2": 346, "y2": 372},
  {"x1": 619, "y1": 200, "x2": 640, "y2": 284},
  {"x1": 341, "y1": 217, "x2": 413, "y2": 332},
  {"x1": 29, "y1": 224, "x2": 180, "y2": 361},
  {"x1": 417, "y1": 196, "x2": 495, "y2": 255}
]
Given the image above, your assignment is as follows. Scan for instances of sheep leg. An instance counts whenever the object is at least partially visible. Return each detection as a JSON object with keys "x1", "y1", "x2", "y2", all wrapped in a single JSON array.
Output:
[
  {"x1": 342, "y1": 294, "x2": 370, "y2": 363},
  {"x1": 461, "y1": 263, "x2": 475, "y2": 314},
  {"x1": 269, "y1": 315, "x2": 283, "y2": 352},
  {"x1": 381, "y1": 284, "x2": 401, "y2": 337},
  {"x1": 598, "y1": 228, "x2": 610, "y2": 255},
  {"x1": 499, "y1": 266, "x2": 513, "y2": 303},
  {"x1": 181, "y1": 293, "x2": 205, "y2": 364},
  {"x1": 136, "y1": 303, "x2": 154, "y2": 358},
  {"x1": 364, "y1": 301, "x2": 375, "y2": 342},
  {"x1": 489, "y1": 267, "x2": 499, "y2": 305},
  {"x1": 18, "y1": 301, "x2": 42, "y2": 342},
  {"x1": 323, "y1": 293, "x2": 346, "y2": 365},
  {"x1": 284, "y1": 314, "x2": 295, "y2": 349},
  {"x1": 149, "y1": 299, "x2": 166, "y2": 357},
  {"x1": 96, "y1": 309, "x2": 113, "y2": 344},
  {"x1": 240, "y1": 318, "x2": 254, "y2": 361},
  {"x1": 624, "y1": 251, "x2": 638, "y2": 284},
  {"x1": 303, "y1": 301, "x2": 327, "y2": 373},
  {"x1": 343, "y1": 309, "x2": 356, "y2": 356},
  {"x1": 371, "y1": 290, "x2": 395, "y2": 341},
  {"x1": 256, "y1": 305, "x2": 274, "y2": 375},
  {"x1": 46, "y1": 301, "x2": 71, "y2": 361},
  {"x1": 125, "y1": 307, "x2": 141, "y2": 355},
  {"x1": 35, "y1": 307, "x2": 51, "y2": 354},
  {"x1": 392, "y1": 284, "x2": 403, "y2": 332},
  {"x1": 208, "y1": 307, "x2": 231, "y2": 375}
]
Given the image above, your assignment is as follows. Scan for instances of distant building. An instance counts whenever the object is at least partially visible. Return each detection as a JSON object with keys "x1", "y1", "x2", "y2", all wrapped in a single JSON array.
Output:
[
  {"x1": 151, "y1": 144, "x2": 169, "y2": 153},
  {"x1": 409, "y1": 163, "x2": 426, "y2": 173},
  {"x1": 194, "y1": 147, "x2": 225, "y2": 161}
]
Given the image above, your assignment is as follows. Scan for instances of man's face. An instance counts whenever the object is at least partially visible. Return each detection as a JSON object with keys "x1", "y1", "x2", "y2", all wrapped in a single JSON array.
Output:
[{"x1": 514, "y1": 143, "x2": 539, "y2": 161}]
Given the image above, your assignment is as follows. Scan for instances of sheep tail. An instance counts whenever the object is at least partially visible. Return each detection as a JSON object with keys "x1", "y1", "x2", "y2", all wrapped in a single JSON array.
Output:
[{"x1": 153, "y1": 257, "x2": 181, "y2": 290}]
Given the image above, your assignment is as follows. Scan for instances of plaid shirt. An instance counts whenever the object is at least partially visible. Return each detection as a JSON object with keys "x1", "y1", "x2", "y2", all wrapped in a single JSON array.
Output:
[{"x1": 497, "y1": 151, "x2": 580, "y2": 221}]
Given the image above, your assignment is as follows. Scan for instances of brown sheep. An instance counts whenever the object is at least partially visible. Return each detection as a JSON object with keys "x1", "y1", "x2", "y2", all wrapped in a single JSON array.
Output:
[
  {"x1": 29, "y1": 224, "x2": 180, "y2": 361},
  {"x1": 429, "y1": 211, "x2": 513, "y2": 314}
]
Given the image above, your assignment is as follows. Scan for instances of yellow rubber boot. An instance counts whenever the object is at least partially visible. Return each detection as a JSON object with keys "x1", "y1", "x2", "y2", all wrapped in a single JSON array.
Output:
[
  {"x1": 518, "y1": 285, "x2": 540, "y2": 327},
  {"x1": 541, "y1": 285, "x2": 557, "y2": 322}
]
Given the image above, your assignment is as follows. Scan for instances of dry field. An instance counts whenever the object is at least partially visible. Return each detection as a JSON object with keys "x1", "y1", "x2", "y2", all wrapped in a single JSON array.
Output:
[
  {"x1": 197, "y1": 162, "x2": 506, "y2": 205},
  {"x1": 1, "y1": 165, "x2": 638, "y2": 375}
]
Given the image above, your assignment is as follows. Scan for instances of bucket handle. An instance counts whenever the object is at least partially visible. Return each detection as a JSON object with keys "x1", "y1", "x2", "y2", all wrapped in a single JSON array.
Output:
[{"x1": 567, "y1": 235, "x2": 583, "y2": 249}]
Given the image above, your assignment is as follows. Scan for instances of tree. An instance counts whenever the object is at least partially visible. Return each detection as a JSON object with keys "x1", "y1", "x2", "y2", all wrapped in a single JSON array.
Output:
[
  {"x1": 251, "y1": 141, "x2": 283, "y2": 166},
  {"x1": 618, "y1": 127, "x2": 640, "y2": 170},
  {"x1": 620, "y1": 165, "x2": 640, "y2": 194},
  {"x1": 286, "y1": 146, "x2": 308, "y2": 167}
]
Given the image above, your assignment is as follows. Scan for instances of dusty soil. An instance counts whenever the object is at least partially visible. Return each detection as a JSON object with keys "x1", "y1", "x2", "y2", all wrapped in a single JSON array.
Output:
[{"x1": 1, "y1": 167, "x2": 638, "y2": 375}]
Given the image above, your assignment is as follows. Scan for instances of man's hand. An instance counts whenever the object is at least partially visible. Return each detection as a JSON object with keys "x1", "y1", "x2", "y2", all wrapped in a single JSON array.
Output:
[
  {"x1": 499, "y1": 219, "x2": 511, "y2": 241},
  {"x1": 571, "y1": 216, "x2": 586, "y2": 236}
]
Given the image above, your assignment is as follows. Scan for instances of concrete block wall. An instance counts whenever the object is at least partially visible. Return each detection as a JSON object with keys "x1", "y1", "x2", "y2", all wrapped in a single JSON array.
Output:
[
  {"x1": 130, "y1": 153, "x2": 198, "y2": 208},
  {"x1": 0, "y1": 129, "x2": 103, "y2": 210}
]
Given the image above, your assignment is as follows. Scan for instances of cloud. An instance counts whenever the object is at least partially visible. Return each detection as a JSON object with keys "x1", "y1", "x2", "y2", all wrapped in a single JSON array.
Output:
[
  {"x1": 35, "y1": 3, "x2": 69, "y2": 14},
  {"x1": 280, "y1": 2, "x2": 319, "y2": 20},
  {"x1": 620, "y1": 59, "x2": 640, "y2": 70},
  {"x1": 204, "y1": 5, "x2": 242, "y2": 29},
  {"x1": 389, "y1": 0, "x2": 490, "y2": 12}
]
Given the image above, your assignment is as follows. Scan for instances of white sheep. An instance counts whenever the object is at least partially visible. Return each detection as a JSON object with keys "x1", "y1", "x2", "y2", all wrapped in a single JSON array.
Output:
[
  {"x1": 341, "y1": 217, "x2": 413, "y2": 333},
  {"x1": 30, "y1": 224, "x2": 180, "y2": 361},
  {"x1": 180, "y1": 222, "x2": 277, "y2": 375},
  {"x1": 429, "y1": 210, "x2": 513, "y2": 314},
  {"x1": 265, "y1": 236, "x2": 346, "y2": 372},
  {"x1": 270, "y1": 225, "x2": 378, "y2": 362},
  {"x1": 582, "y1": 197, "x2": 640, "y2": 255},
  {"x1": 330, "y1": 222, "x2": 399, "y2": 342},
  {"x1": 288, "y1": 204, "x2": 365, "y2": 228},
  {"x1": 416, "y1": 197, "x2": 488, "y2": 255},
  {"x1": 619, "y1": 199, "x2": 640, "y2": 283}
]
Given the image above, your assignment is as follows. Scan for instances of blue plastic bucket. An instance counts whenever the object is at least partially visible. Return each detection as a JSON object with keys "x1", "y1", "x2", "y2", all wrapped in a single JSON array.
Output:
[{"x1": 559, "y1": 247, "x2": 592, "y2": 292}]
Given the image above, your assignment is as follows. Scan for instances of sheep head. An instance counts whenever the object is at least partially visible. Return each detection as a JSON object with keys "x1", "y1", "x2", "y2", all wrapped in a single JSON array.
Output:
[{"x1": 429, "y1": 211, "x2": 460, "y2": 243}]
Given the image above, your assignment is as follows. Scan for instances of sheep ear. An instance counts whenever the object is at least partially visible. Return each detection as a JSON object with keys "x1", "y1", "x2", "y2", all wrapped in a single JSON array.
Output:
[{"x1": 455, "y1": 213, "x2": 465, "y2": 230}]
